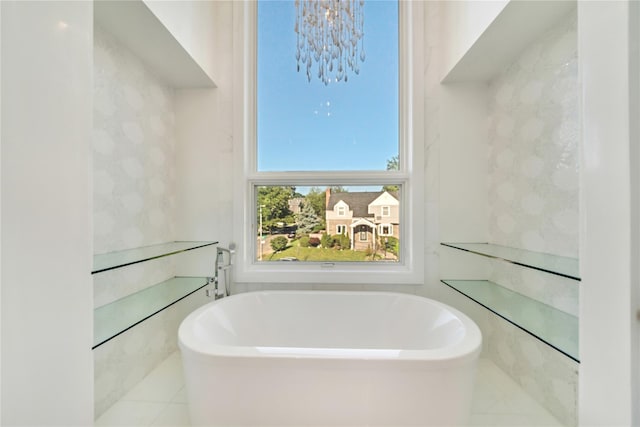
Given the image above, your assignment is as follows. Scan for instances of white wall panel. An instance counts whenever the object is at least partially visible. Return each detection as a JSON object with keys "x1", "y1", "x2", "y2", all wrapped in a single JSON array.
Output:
[
  {"x1": 1, "y1": 1, "x2": 93, "y2": 424},
  {"x1": 579, "y1": 1, "x2": 635, "y2": 424}
]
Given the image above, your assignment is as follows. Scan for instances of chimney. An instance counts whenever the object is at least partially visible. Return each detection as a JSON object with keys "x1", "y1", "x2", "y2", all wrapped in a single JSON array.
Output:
[{"x1": 325, "y1": 187, "x2": 331, "y2": 208}]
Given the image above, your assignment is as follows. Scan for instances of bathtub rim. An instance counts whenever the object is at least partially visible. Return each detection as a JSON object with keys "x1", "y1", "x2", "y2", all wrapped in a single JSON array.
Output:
[{"x1": 178, "y1": 290, "x2": 482, "y2": 363}]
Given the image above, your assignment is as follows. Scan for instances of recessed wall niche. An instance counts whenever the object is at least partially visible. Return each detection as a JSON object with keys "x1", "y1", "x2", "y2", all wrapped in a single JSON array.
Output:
[
  {"x1": 91, "y1": 1, "x2": 219, "y2": 418},
  {"x1": 437, "y1": 2, "x2": 579, "y2": 426}
]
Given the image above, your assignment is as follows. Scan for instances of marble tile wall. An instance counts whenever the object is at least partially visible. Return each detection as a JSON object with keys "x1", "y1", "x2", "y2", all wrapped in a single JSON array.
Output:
[
  {"x1": 93, "y1": 256, "x2": 175, "y2": 309},
  {"x1": 488, "y1": 259, "x2": 579, "y2": 316},
  {"x1": 93, "y1": 25, "x2": 177, "y2": 255},
  {"x1": 487, "y1": 14, "x2": 579, "y2": 259},
  {"x1": 423, "y1": 0, "x2": 444, "y2": 299},
  {"x1": 231, "y1": 282, "x2": 421, "y2": 295}
]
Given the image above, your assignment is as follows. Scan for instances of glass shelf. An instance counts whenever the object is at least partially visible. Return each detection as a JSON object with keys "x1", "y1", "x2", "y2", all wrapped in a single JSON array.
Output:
[
  {"x1": 441, "y1": 279, "x2": 578, "y2": 362},
  {"x1": 441, "y1": 242, "x2": 580, "y2": 280},
  {"x1": 93, "y1": 276, "x2": 209, "y2": 349},
  {"x1": 92, "y1": 241, "x2": 217, "y2": 274}
]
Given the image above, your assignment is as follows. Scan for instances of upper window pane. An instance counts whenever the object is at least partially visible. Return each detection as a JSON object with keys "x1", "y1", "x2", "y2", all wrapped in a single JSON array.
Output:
[{"x1": 257, "y1": 0, "x2": 399, "y2": 172}]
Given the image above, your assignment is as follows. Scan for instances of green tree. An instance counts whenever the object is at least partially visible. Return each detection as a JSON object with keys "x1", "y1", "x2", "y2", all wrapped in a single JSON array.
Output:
[
  {"x1": 295, "y1": 202, "x2": 321, "y2": 235},
  {"x1": 270, "y1": 236, "x2": 288, "y2": 252},
  {"x1": 386, "y1": 155, "x2": 399, "y2": 171},
  {"x1": 305, "y1": 187, "x2": 327, "y2": 227},
  {"x1": 383, "y1": 155, "x2": 400, "y2": 193},
  {"x1": 257, "y1": 186, "x2": 295, "y2": 232}
]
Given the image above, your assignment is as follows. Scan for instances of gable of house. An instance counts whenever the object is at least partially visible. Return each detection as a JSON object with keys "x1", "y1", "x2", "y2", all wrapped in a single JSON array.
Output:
[
  {"x1": 368, "y1": 191, "x2": 400, "y2": 221},
  {"x1": 327, "y1": 191, "x2": 398, "y2": 217}
]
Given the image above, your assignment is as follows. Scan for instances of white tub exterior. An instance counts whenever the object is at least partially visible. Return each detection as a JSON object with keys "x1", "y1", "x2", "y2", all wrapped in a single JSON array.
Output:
[{"x1": 179, "y1": 291, "x2": 482, "y2": 426}]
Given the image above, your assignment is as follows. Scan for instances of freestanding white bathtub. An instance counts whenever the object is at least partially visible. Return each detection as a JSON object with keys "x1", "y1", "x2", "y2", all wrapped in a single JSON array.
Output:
[{"x1": 179, "y1": 291, "x2": 482, "y2": 426}]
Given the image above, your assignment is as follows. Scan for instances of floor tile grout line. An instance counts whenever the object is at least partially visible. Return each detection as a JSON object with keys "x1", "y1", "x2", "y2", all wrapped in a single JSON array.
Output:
[{"x1": 147, "y1": 401, "x2": 173, "y2": 427}]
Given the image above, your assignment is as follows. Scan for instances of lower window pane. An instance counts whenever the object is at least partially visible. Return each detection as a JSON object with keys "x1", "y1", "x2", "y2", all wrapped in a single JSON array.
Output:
[{"x1": 255, "y1": 185, "x2": 401, "y2": 262}]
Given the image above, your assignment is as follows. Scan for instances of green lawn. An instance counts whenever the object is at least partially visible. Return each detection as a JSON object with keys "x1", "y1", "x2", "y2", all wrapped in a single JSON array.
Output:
[{"x1": 267, "y1": 245, "x2": 382, "y2": 262}]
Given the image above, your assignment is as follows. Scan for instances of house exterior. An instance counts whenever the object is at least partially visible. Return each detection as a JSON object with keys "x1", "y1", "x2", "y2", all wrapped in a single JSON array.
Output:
[{"x1": 325, "y1": 189, "x2": 400, "y2": 252}]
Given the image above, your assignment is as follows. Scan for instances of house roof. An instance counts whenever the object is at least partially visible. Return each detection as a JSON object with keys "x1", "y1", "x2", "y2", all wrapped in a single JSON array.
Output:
[{"x1": 327, "y1": 191, "x2": 398, "y2": 217}]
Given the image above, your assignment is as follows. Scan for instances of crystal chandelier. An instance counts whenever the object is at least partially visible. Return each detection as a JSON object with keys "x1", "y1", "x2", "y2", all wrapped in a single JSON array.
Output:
[{"x1": 295, "y1": 0, "x2": 366, "y2": 86}]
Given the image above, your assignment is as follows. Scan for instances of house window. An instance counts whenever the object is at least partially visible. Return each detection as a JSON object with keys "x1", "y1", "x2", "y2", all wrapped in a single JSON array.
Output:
[
  {"x1": 359, "y1": 231, "x2": 368, "y2": 241},
  {"x1": 381, "y1": 206, "x2": 390, "y2": 217},
  {"x1": 379, "y1": 224, "x2": 394, "y2": 236},
  {"x1": 232, "y1": 1, "x2": 425, "y2": 284}
]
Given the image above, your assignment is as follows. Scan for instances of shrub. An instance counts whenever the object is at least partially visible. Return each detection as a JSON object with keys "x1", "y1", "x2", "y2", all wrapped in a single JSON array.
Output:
[
  {"x1": 299, "y1": 236, "x2": 310, "y2": 248},
  {"x1": 309, "y1": 237, "x2": 321, "y2": 247},
  {"x1": 384, "y1": 236, "x2": 399, "y2": 256},
  {"x1": 320, "y1": 232, "x2": 332, "y2": 248},
  {"x1": 332, "y1": 233, "x2": 350, "y2": 250},
  {"x1": 341, "y1": 233, "x2": 351, "y2": 250},
  {"x1": 270, "y1": 236, "x2": 288, "y2": 252}
]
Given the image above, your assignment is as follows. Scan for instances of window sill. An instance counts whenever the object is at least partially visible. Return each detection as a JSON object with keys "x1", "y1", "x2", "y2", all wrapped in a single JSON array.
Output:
[{"x1": 235, "y1": 261, "x2": 424, "y2": 285}]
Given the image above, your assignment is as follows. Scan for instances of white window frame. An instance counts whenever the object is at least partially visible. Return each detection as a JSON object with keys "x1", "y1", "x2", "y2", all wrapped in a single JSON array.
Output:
[
  {"x1": 336, "y1": 224, "x2": 347, "y2": 235},
  {"x1": 381, "y1": 206, "x2": 391, "y2": 217},
  {"x1": 379, "y1": 224, "x2": 394, "y2": 236},
  {"x1": 232, "y1": 1, "x2": 424, "y2": 285},
  {"x1": 359, "y1": 231, "x2": 368, "y2": 242},
  {"x1": 337, "y1": 206, "x2": 346, "y2": 216}
]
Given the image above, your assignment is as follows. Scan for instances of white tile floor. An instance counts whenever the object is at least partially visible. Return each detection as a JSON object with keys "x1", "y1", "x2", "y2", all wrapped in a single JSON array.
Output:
[{"x1": 95, "y1": 352, "x2": 563, "y2": 427}]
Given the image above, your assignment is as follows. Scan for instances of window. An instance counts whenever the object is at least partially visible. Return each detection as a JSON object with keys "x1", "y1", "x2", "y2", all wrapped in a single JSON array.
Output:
[
  {"x1": 381, "y1": 206, "x2": 391, "y2": 217},
  {"x1": 232, "y1": 1, "x2": 425, "y2": 284},
  {"x1": 379, "y1": 224, "x2": 393, "y2": 236}
]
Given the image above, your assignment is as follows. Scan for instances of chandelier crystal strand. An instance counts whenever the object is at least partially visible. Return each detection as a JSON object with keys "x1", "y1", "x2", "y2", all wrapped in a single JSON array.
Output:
[{"x1": 295, "y1": 0, "x2": 365, "y2": 86}]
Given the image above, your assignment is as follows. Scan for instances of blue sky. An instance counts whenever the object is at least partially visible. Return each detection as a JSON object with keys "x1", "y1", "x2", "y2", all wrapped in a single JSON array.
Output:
[{"x1": 257, "y1": 0, "x2": 399, "y2": 172}]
